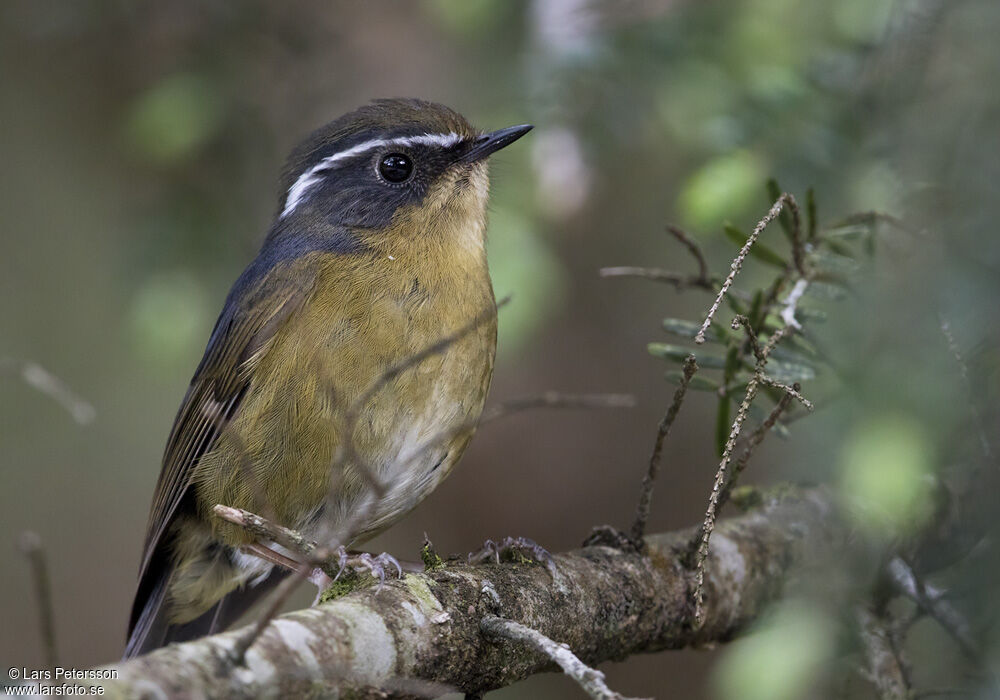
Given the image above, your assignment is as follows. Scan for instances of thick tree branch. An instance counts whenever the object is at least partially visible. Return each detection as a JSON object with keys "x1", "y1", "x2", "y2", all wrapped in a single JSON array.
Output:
[{"x1": 65, "y1": 487, "x2": 840, "y2": 699}]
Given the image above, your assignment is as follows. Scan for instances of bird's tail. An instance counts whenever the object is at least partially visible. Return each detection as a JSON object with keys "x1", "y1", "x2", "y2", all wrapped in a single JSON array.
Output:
[{"x1": 124, "y1": 562, "x2": 285, "y2": 659}]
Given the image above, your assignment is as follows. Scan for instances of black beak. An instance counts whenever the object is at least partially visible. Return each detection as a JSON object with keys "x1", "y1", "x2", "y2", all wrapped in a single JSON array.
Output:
[{"x1": 459, "y1": 124, "x2": 533, "y2": 163}]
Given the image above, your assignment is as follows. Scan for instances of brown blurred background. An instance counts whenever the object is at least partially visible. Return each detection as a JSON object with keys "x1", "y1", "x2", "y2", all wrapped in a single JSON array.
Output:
[{"x1": 2, "y1": 1, "x2": 998, "y2": 698}]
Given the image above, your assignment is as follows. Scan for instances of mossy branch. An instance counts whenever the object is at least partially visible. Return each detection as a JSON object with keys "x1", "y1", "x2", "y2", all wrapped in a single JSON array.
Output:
[{"x1": 68, "y1": 488, "x2": 837, "y2": 699}]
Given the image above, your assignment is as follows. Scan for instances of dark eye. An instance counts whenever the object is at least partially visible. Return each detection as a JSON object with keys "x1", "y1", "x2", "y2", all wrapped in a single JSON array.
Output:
[{"x1": 378, "y1": 153, "x2": 413, "y2": 183}]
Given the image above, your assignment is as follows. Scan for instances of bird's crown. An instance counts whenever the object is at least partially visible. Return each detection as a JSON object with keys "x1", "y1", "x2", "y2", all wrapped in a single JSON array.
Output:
[{"x1": 273, "y1": 99, "x2": 530, "y2": 230}]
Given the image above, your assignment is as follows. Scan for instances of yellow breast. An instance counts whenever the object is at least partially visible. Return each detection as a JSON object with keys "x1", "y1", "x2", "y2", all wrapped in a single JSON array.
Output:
[{"x1": 195, "y1": 194, "x2": 497, "y2": 546}]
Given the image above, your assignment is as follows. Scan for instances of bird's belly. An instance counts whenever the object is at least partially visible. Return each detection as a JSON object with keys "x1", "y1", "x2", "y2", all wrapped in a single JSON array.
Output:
[
  {"x1": 197, "y1": 289, "x2": 496, "y2": 550},
  {"x1": 298, "y1": 347, "x2": 489, "y2": 546}
]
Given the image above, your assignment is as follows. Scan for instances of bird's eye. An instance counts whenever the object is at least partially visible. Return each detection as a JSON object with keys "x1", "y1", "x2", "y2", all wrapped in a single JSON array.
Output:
[{"x1": 378, "y1": 153, "x2": 413, "y2": 183}]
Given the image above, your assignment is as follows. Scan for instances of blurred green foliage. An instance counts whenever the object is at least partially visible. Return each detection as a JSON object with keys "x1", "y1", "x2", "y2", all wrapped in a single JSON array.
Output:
[
  {"x1": 2, "y1": 1, "x2": 999, "y2": 698},
  {"x1": 713, "y1": 600, "x2": 837, "y2": 700}
]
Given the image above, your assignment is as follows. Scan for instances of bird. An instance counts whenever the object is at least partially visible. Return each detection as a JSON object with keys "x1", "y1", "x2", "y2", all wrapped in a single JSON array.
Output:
[{"x1": 125, "y1": 98, "x2": 532, "y2": 658}]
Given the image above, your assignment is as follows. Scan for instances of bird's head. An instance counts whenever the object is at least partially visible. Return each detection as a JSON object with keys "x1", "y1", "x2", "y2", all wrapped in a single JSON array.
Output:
[{"x1": 271, "y1": 98, "x2": 531, "y2": 256}]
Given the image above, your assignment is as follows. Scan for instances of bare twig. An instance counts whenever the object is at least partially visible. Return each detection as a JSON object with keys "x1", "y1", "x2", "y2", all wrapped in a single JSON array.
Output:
[
  {"x1": 717, "y1": 391, "x2": 796, "y2": 512},
  {"x1": 230, "y1": 566, "x2": 310, "y2": 664},
  {"x1": 887, "y1": 557, "x2": 981, "y2": 665},
  {"x1": 599, "y1": 224, "x2": 714, "y2": 293},
  {"x1": 393, "y1": 392, "x2": 637, "y2": 490},
  {"x1": 690, "y1": 322, "x2": 807, "y2": 624},
  {"x1": 758, "y1": 375, "x2": 814, "y2": 411},
  {"x1": 598, "y1": 266, "x2": 713, "y2": 291},
  {"x1": 784, "y1": 194, "x2": 806, "y2": 276},
  {"x1": 335, "y1": 295, "x2": 511, "y2": 503},
  {"x1": 480, "y1": 615, "x2": 649, "y2": 700},
  {"x1": 830, "y1": 211, "x2": 914, "y2": 236},
  {"x1": 18, "y1": 531, "x2": 59, "y2": 668},
  {"x1": 1, "y1": 359, "x2": 95, "y2": 425},
  {"x1": 731, "y1": 315, "x2": 765, "y2": 362},
  {"x1": 694, "y1": 194, "x2": 800, "y2": 344},
  {"x1": 666, "y1": 225, "x2": 710, "y2": 283},
  {"x1": 857, "y1": 605, "x2": 912, "y2": 700},
  {"x1": 938, "y1": 317, "x2": 993, "y2": 462},
  {"x1": 228, "y1": 385, "x2": 631, "y2": 660},
  {"x1": 630, "y1": 356, "x2": 698, "y2": 545},
  {"x1": 484, "y1": 391, "x2": 635, "y2": 419},
  {"x1": 213, "y1": 505, "x2": 318, "y2": 562},
  {"x1": 690, "y1": 371, "x2": 761, "y2": 623}
]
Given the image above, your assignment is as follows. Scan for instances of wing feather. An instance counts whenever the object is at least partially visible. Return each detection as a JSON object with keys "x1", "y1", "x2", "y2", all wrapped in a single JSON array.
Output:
[{"x1": 135, "y1": 262, "x2": 316, "y2": 582}]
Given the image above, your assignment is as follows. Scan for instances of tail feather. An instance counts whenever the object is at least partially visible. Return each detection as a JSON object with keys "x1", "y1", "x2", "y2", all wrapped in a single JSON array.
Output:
[{"x1": 124, "y1": 565, "x2": 287, "y2": 659}]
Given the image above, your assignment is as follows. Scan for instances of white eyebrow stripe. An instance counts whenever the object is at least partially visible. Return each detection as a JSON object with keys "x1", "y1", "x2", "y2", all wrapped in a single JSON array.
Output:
[{"x1": 281, "y1": 131, "x2": 464, "y2": 218}]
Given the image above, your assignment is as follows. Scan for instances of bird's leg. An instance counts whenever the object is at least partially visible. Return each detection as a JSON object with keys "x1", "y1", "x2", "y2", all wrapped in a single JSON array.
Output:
[
  {"x1": 239, "y1": 543, "x2": 333, "y2": 596},
  {"x1": 329, "y1": 547, "x2": 404, "y2": 584},
  {"x1": 467, "y1": 536, "x2": 557, "y2": 577}
]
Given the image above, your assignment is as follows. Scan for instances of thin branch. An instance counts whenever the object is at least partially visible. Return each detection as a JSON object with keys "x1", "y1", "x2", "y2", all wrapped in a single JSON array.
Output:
[
  {"x1": 886, "y1": 557, "x2": 981, "y2": 665},
  {"x1": 226, "y1": 386, "x2": 632, "y2": 660},
  {"x1": 857, "y1": 605, "x2": 912, "y2": 700},
  {"x1": 599, "y1": 224, "x2": 713, "y2": 292},
  {"x1": 335, "y1": 295, "x2": 512, "y2": 503},
  {"x1": 18, "y1": 531, "x2": 59, "y2": 668},
  {"x1": 483, "y1": 392, "x2": 635, "y2": 419},
  {"x1": 630, "y1": 355, "x2": 698, "y2": 545},
  {"x1": 731, "y1": 315, "x2": 765, "y2": 362},
  {"x1": 480, "y1": 615, "x2": 648, "y2": 700},
  {"x1": 690, "y1": 322, "x2": 805, "y2": 625},
  {"x1": 231, "y1": 566, "x2": 310, "y2": 664},
  {"x1": 830, "y1": 211, "x2": 915, "y2": 236},
  {"x1": 694, "y1": 194, "x2": 799, "y2": 344},
  {"x1": 784, "y1": 194, "x2": 806, "y2": 276},
  {"x1": 717, "y1": 391, "x2": 796, "y2": 512},
  {"x1": 758, "y1": 375, "x2": 814, "y2": 411},
  {"x1": 598, "y1": 266, "x2": 713, "y2": 291},
  {"x1": 213, "y1": 505, "x2": 318, "y2": 562},
  {"x1": 690, "y1": 370, "x2": 761, "y2": 624},
  {"x1": 666, "y1": 225, "x2": 710, "y2": 282},
  {"x1": 938, "y1": 316, "x2": 993, "y2": 462},
  {"x1": 1, "y1": 358, "x2": 96, "y2": 425}
]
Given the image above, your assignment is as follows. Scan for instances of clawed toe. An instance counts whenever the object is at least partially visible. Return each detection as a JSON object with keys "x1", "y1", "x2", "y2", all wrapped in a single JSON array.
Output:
[
  {"x1": 582, "y1": 525, "x2": 642, "y2": 552},
  {"x1": 328, "y1": 547, "x2": 404, "y2": 586},
  {"x1": 468, "y1": 536, "x2": 557, "y2": 577}
]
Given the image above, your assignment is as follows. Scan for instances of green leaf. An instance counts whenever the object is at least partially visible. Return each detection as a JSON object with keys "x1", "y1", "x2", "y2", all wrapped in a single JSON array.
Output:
[
  {"x1": 716, "y1": 393, "x2": 732, "y2": 457},
  {"x1": 806, "y1": 187, "x2": 817, "y2": 241},
  {"x1": 766, "y1": 178, "x2": 795, "y2": 243},
  {"x1": 811, "y1": 250, "x2": 861, "y2": 276},
  {"x1": 822, "y1": 224, "x2": 869, "y2": 240},
  {"x1": 764, "y1": 359, "x2": 816, "y2": 383},
  {"x1": 662, "y1": 318, "x2": 709, "y2": 340},
  {"x1": 767, "y1": 344, "x2": 820, "y2": 367},
  {"x1": 748, "y1": 290, "x2": 765, "y2": 333},
  {"x1": 805, "y1": 281, "x2": 848, "y2": 301},
  {"x1": 666, "y1": 371, "x2": 718, "y2": 391},
  {"x1": 825, "y1": 239, "x2": 858, "y2": 259},
  {"x1": 748, "y1": 402, "x2": 791, "y2": 439},
  {"x1": 724, "y1": 289, "x2": 750, "y2": 316},
  {"x1": 723, "y1": 224, "x2": 788, "y2": 268},
  {"x1": 648, "y1": 344, "x2": 726, "y2": 369},
  {"x1": 723, "y1": 345, "x2": 741, "y2": 383}
]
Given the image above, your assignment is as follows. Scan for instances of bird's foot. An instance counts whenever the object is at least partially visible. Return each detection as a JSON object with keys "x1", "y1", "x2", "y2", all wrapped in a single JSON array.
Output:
[
  {"x1": 468, "y1": 536, "x2": 557, "y2": 577},
  {"x1": 582, "y1": 525, "x2": 643, "y2": 553},
  {"x1": 333, "y1": 548, "x2": 404, "y2": 585},
  {"x1": 311, "y1": 547, "x2": 404, "y2": 605}
]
